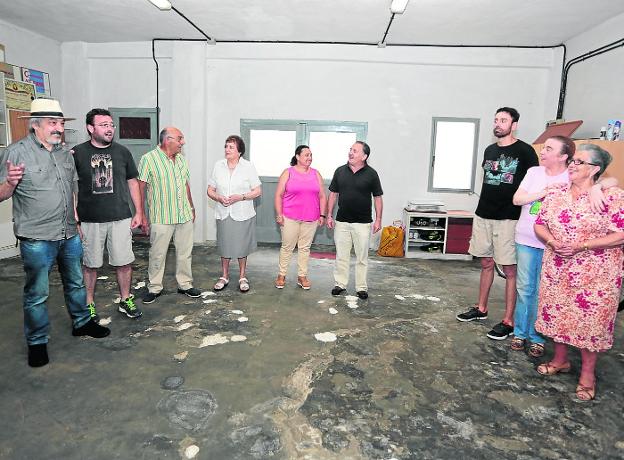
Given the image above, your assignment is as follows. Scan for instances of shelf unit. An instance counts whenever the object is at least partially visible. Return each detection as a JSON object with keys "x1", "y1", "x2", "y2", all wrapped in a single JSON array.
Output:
[
  {"x1": 0, "y1": 72, "x2": 8, "y2": 151},
  {"x1": 0, "y1": 72, "x2": 19, "y2": 259},
  {"x1": 403, "y1": 209, "x2": 473, "y2": 260}
]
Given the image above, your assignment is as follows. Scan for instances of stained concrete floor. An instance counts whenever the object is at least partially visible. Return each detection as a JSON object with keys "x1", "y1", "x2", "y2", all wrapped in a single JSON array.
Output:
[{"x1": 1, "y1": 241, "x2": 624, "y2": 460}]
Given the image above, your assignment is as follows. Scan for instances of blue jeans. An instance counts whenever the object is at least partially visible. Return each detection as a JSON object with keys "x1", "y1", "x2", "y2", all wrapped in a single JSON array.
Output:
[
  {"x1": 513, "y1": 243, "x2": 545, "y2": 344},
  {"x1": 20, "y1": 235, "x2": 90, "y2": 345}
]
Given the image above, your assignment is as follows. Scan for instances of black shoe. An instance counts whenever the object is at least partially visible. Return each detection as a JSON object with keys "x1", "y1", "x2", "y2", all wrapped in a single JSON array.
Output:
[
  {"x1": 28, "y1": 343, "x2": 49, "y2": 367},
  {"x1": 356, "y1": 290, "x2": 368, "y2": 299},
  {"x1": 177, "y1": 287, "x2": 202, "y2": 298},
  {"x1": 72, "y1": 319, "x2": 111, "y2": 338},
  {"x1": 486, "y1": 322, "x2": 514, "y2": 340},
  {"x1": 456, "y1": 306, "x2": 488, "y2": 322},
  {"x1": 142, "y1": 291, "x2": 161, "y2": 304},
  {"x1": 87, "y1": 302, "x2": 100, "y2": 323},
  {"x1": 331, "y1": 286, "x2": 346, "y2": 296},
  {"x1": 118, "y1": 295, "x2": 143, "y2": 319}
]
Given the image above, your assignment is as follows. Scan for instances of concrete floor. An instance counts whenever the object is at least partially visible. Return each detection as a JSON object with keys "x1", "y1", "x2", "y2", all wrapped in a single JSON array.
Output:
[{"x1": 1, "y1": 242, "x2": 623, "y2": 460}]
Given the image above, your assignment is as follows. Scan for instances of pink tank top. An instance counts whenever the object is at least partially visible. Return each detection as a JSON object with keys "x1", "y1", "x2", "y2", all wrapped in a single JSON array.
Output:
[{"x1": 282, "y1": 167, "x2": 321, "y2": 222}]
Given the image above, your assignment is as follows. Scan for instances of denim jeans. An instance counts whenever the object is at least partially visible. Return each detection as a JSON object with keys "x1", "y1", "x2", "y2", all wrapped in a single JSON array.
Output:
[
  {"x1": 513, "y1": 243, "x2": 545, "y2": 344},
  {"x1": 20, "y1": 235, "x2": 90, "y2": 345}
]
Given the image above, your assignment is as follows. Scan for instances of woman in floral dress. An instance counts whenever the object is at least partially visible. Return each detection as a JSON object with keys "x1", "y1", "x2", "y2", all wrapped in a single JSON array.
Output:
[{"x1": 534, "y1": 143, "x2": 624, "y2": 401}]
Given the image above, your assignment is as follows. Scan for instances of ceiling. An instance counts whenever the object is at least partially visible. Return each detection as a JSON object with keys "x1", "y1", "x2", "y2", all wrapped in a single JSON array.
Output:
[{"x1": 2, "y1": 0, "x2": 624, "y2": 47}]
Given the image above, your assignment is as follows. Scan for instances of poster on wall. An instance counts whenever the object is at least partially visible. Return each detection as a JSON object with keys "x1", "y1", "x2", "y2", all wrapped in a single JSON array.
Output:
[
  {"x1": 21, "y1": 67, "x2": 50, "y2": 96},
  {"x1": 4, "y1": 79, "x2": 36, "y2": 111},
  {"x1": 0, "y1": 62, "x2": 15, "y2": 79}
]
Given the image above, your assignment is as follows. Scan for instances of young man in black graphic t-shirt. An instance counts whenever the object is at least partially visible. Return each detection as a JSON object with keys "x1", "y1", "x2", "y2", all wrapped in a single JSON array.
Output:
[
  {"x1": 73, "y1": 108, "x2": 144, "y2": 321},
  {"x1": 456, "y1": 107, "x2": 538, "y2": 340}
]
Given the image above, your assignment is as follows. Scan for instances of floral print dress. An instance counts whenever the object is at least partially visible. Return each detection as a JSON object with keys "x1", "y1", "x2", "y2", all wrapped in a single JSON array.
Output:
[{"x1": 535, "y1": 183, "x2": 624, "y2": 352}]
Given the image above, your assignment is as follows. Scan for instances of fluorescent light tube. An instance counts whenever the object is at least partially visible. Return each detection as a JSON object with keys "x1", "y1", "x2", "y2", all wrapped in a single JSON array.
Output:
[
  {"x1": 148, "y1": 0, "x2": 172, "y2": 11},
  {"x1": 390, "y1": 0, "x2": 409, "y2": 14}
]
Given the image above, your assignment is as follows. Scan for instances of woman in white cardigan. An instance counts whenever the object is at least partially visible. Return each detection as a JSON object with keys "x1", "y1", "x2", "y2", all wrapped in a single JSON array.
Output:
[{"x1": 207, "y1": 135, "x2": 262, "y2": 292}]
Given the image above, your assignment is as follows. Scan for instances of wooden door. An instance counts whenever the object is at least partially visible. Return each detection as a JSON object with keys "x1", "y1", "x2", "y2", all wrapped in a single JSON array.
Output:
[{"x1": 8, "y1": 109, "x2": 29, "y2": 143}]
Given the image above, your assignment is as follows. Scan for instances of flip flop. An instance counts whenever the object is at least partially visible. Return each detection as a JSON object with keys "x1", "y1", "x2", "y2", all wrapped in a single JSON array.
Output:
[
  {"x1": 239, "y1": 277, "x2": 250, "y2": 293},
  {"x1": 213, "y1": 277, "x2": 229, "y2": 291}
]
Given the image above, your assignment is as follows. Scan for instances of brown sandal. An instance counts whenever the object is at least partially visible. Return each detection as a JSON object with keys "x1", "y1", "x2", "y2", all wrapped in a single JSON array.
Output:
[
  {"x1": 575, "y1": 382, "x2": 596, "y2": 401},
  {"x1": 510, "y1": 337, "x2": 525, "y2": 351},
  {"x1": 528, "y1": 343, "x2": 545, "y2": 358},
  {"x1": 536, "y1": 361, "x2": 571, "y2": 376}
]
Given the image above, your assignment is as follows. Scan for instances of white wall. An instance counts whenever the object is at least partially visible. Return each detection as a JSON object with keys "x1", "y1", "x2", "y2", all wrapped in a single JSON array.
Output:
[
  {"x1": 0, "y1": 19, "x2": 62, "y2": 95},
  {"x1": 0, "y1": 19, "x2": 62, "y2": 258},
  {"x1": 60, "y1": 41, "x2": 562, "y2": 243},
  {"x1": 562, "y1": 11, "x2": 624, "y2": 138}
]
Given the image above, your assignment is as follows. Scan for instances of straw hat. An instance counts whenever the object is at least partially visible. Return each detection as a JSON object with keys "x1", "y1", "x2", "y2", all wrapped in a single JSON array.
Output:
[{"x1": 18, "y1": 98, "x2": 76, "y2": 120}]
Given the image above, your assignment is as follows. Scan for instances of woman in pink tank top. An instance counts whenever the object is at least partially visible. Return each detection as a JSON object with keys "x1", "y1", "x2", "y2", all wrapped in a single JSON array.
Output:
[{"x1": 274, "y1": 145, "x2": 327, "y2": 290}]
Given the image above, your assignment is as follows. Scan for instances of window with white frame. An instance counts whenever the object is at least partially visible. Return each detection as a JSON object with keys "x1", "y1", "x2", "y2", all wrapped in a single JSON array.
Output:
[{"x1": 428, "y1": 117, "x2": 480, "y2": 193}]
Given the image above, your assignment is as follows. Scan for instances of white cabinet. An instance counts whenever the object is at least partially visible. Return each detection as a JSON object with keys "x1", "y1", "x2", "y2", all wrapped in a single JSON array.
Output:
[{"x1": 403, "y1": 209, "x2": 473, "y2": 260}]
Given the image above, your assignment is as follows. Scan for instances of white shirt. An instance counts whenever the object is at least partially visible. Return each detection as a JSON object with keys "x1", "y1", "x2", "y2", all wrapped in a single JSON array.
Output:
[{"x1": 208, "y1": 157, "x2": 261, "y2": 221}]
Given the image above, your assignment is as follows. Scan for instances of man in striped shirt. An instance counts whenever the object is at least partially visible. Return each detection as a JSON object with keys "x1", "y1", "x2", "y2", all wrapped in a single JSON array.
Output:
[{"x1": 138, "y1": 127, "x2": 201, "y2": 303}]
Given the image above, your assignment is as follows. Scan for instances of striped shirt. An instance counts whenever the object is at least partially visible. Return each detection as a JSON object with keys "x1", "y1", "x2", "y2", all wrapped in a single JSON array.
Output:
[{"x1": 138, "y1": 147, "x2": 193, "y2": 224}]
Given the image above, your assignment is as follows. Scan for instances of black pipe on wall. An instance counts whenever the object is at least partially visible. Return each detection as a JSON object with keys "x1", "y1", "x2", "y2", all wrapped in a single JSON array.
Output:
[
  {"x1": 151, "y1": 39, "x2": 565, "y2": 133},
  {"x1": 556, "y1": 37, "x2": 624, "y2": 119}
]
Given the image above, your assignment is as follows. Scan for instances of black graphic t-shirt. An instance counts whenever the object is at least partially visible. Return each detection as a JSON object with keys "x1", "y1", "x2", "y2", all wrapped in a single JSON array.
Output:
[
  {"x1": 73, "y1": 141, "x2": 139, "y2": 223},
  {"x1": 475, "y1": 139, "x2": 538, "y2": 220}
]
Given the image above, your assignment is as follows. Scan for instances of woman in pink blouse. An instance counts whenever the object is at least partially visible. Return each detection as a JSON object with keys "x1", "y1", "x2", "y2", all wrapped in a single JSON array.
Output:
[{"x1": 274, "y1": 145, "x2": 327, "y2": 290}]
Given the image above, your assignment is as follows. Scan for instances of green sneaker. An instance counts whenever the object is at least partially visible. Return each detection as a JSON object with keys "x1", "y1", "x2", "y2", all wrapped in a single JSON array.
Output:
[
  {"x1": 118, "y1": 295, "x2": 142, "y2": 319},
  {"x1": 87, "y1": 302, "x2": 100, "y2": 323}
]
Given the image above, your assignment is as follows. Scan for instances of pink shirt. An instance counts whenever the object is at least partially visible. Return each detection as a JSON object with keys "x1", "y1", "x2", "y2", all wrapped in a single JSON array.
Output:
[
  {"x1": 282, "y1": 167, "x2": 321, "y2": 222},
  {"x1": 515, "y1": 166, "x2": 569, "y2": 249}
]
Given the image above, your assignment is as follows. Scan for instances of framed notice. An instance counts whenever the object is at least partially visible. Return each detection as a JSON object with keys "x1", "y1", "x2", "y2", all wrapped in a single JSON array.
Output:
[
  {"x1": 21, "y1": 67, "x2": 51, "y2": 96},
  {"x1": 4, "y1": 79, "x2": 36, "y2": 111}
]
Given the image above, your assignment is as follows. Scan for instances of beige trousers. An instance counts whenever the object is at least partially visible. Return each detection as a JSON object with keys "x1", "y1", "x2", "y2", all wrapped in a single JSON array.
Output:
[
  {"x1": 333, "y1": 221, "x2": 371, "y2": 292},
  {"x1": 278, "y1": 217, "x2": 318, "y2": 277},
  {"x1": 148, "y1": 220, "x2": 194, "y2": 293}
]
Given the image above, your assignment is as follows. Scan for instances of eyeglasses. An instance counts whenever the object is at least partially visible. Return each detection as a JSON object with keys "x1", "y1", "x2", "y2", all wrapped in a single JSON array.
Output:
[
  {"x1": 95, "y1": 123, "x2": 116, "y2": 129},
  {"x1": 569, "y1": 158, "x2": 598, "y2": 166}
]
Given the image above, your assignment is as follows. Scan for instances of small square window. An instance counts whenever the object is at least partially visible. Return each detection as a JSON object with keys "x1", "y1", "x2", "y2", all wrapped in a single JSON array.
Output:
[{"x1": 119, "y1": 117, "x2": 151, "y2": 139}]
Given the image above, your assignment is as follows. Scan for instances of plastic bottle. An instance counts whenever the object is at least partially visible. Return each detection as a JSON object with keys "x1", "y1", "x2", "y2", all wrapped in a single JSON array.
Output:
[{"x1": 599, "y1": 127, "x2": 607, "y2": 140}]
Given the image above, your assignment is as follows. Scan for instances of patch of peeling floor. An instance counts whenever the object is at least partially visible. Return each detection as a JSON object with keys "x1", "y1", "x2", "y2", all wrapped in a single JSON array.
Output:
[{"x1": 0, "y1": 242, "x2": 623, "y2": 459}]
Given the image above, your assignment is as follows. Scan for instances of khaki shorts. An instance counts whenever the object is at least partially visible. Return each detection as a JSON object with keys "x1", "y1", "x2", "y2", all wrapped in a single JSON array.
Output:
[
  {"x1": 468, "y1": 216, "x2": 517, "y2": 266},
  {"x1": 82, "y1": 218, "x2": 135, "y2": 268}
]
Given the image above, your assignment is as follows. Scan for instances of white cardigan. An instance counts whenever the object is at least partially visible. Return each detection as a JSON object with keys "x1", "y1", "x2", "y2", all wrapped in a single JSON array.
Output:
[{"x1": 208, "y1": 157, "x2": 261, "y2": 221}]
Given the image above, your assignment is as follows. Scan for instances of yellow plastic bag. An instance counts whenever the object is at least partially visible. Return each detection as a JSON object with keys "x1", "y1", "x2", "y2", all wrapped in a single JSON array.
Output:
[{"x1": 377, "y1": 225, "x2": 405, "y2": 257}]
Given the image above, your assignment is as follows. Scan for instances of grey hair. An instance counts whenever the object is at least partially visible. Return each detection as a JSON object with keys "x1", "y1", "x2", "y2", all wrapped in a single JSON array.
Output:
[
  {"x1": 28, "y1": 117, "x2": 44, "y2": 133},
  {"x1": 159, "y1": 128, "x2": 169, "y2": 145},
  {"x1": 579, "y1": 143, "x2": 612, "y2": 180}
]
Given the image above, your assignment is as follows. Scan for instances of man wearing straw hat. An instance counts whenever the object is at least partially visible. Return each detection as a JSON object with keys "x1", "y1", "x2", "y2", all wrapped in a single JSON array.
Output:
[{"x1": 0, "y1": 98, "x2": 111, "y2": 368}]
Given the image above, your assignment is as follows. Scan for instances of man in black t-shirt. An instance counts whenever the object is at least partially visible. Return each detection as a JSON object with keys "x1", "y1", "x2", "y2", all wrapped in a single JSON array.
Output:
[
  {"x1": 456, "y1": 107, "x2": 538, "y2": 340},
  {"x1": 73, "y1": 108, "x2": 144, "y2": 321},
  {"x1": 327, "y1": 141, "x2": 383, "y2": 299}
]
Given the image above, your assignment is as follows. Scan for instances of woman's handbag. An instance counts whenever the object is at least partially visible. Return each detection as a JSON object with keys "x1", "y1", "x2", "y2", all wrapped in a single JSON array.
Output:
[{"x1": 377, "y1": 224, "x2": 405, "y2": 257}]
